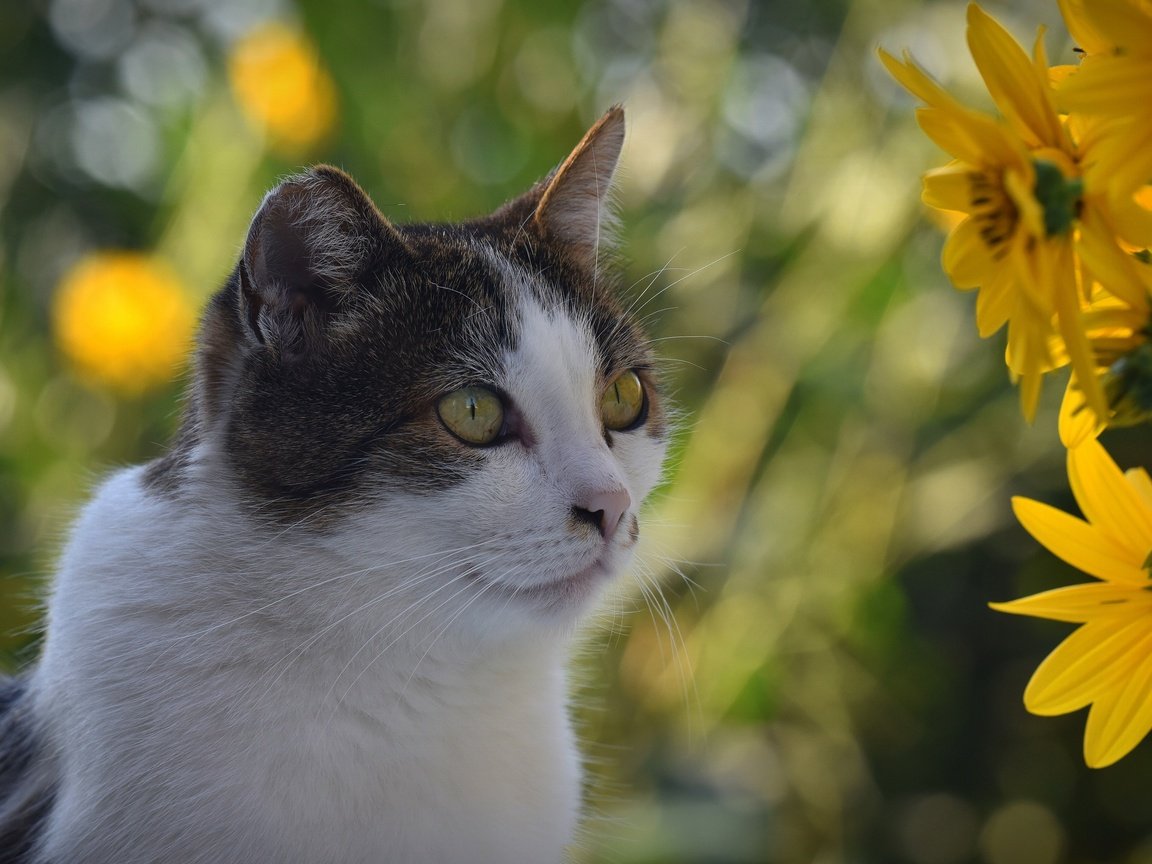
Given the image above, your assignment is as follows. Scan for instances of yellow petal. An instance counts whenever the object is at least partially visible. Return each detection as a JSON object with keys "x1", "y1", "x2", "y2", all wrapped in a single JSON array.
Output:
[
  {"x1": 1077, "y1": 208, "x2": 1150, "y2": 311},
  {"x1": 1126, "y1": 467, "x2": 1152, "y2": 511},
  {"x1": 1081, "y1": 0, "x2": 1152, "y2": 55},
  {"x1": 966, "y1": 5, "x2": 1063, "y2": 148},
  {"x1": 1061, "y1": 55, "x2": 1152, "y2": 114},
  {"x1": 1024, "y1": 616, "x2": 1151, "y2": 715},
  {"x1": 916, "y1": 108, "x2": 1019, "y2": 167},
  {"x1": 942, "y1": 217, "x2": 998, "y2": 288},
  {"x1": 1082, "y1": 120, "x2": 1152, "y2": 207},
  {"x1": 1083, "y1": 635, "x2": 1152, "y2": 768},
  {"x1": 975, "y1": 268, "x2": 1014, "y2": 336},
  {"x1": 1058, "y1": 0, "x2": 1114, "y2": 55},
  {"x1": 1047, "y1": 64, "x2": 1079, "y2": 89},
  {"x1": 922, "y1": 164, "x2": 977, "y2": 212},
  {"x1": 1003, "y1": 271, "x2": 1055, "y2": 371},
  {"x1": 1059, "y1": 374, "x2": 1105, "y2": 449},
  {"x1": 1110, "y1": 184, "x2": 1152, "y2": 251},
  {"x1": 1018, "y1": 367, "x2": 1043, "y2": 422},
  {"x1": 877, "y1": 47, "x2": 958, "y2": 111},
  {"x1": 1052, "y1": 243, "x2": 1110, "y2": 422},
  {"x1": 1012, "y1": 496, "x2": 1148, "y2": 583},
  {"x1": 991, "y1": 581, "x2": 1152, "y2": 623},
  {"x1": 1068, "y1": 439, "x2": 1152, "y2": 561}
]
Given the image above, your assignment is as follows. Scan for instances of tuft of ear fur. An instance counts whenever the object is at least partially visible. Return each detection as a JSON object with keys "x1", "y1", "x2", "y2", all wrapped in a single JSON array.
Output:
[
  {"x1": 533, "y1": 105, "x2": 625, "y2": 270},
  {"x1": 239, "y1": 166, "x2": 400, "y2": 359}
]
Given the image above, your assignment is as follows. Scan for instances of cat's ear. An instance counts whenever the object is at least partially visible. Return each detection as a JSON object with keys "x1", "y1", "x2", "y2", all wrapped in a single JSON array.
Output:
[
  {"x1": 239, "y1": 166, "x2": 400, "y2": 359},
  {"x1": 532, "y1": 105, "x2": 625, "y2": 269}
]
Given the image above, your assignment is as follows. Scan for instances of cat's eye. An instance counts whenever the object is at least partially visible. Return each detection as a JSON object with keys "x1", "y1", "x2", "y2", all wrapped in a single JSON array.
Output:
[
  {"x1": 601, "y1": 370, "x2": 646, "y2": 431},
  {"x1": 438, "y1": 386, "x2": 505, "y2": 445}
]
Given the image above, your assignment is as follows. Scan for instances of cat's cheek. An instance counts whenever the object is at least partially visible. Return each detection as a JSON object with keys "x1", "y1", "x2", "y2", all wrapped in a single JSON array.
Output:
[{"x1": 609, "y1": 432, "x2": 667, "y2": 510}]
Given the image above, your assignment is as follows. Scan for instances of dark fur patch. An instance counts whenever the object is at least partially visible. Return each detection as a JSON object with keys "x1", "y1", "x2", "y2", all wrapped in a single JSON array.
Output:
[
  {"x1": 141, "y1": 420, "x2": 199, "y2": 497},
  {"x1": 0, "y1": 678, "x2": 55, "y2": 864}
]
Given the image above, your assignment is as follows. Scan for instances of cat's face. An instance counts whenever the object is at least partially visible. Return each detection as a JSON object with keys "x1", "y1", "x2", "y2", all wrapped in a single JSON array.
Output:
[{"x1": 173, "y1": 108, "x2": 668, "y2": 630}]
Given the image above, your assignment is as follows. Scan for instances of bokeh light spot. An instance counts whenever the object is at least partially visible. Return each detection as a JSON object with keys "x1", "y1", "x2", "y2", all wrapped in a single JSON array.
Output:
[
  {"x1": 896, "y1": 793, "x2": 980, "y2": 864},
  {"x1": 979, "y1": 800, "x2": 1065, "y2": 864},
  {"x1": 70, "y1": 99, "x2": 161, "y2": 192},
  {"x1": 49, "y1": 0, "x2": 136, "y2": 61},
  {"x1": 52, "y1": 252, "x2": 196, "y2": 395},
  {"x1": 228, "y1": 21, "x2": 338, "y2": 155}
]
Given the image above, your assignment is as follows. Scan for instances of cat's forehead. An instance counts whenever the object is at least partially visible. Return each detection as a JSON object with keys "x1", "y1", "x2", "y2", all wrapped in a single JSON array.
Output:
[{"x1": 378, "y1": 227, "x2": 649, "y2": 390}]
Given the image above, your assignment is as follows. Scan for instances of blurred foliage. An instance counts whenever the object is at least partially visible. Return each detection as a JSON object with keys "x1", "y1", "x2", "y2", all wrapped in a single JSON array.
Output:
[{"x1": 2, "y1": 0, "x2": 1152, "y2": 862}]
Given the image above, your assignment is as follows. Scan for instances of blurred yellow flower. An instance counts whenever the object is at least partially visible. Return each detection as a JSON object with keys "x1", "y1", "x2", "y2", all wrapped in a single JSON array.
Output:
[
  {"x1": 880, "y1": 4, "x2": 1149, "y2": 423},
  {"x1": 228, "y1": 22, "x2": 338, "y2": 155},
  {"x1": 992, "y1": 439, "x2": 1152, "y2": 768},
  {"x1": 54, "y1": 252, "x2": 196, "y2": 394}
]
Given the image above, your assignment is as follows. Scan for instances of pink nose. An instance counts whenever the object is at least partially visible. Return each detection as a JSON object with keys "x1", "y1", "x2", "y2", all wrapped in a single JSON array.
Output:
[{"x1": 574, "y1": 487, "x2": 631, "y2": 542}]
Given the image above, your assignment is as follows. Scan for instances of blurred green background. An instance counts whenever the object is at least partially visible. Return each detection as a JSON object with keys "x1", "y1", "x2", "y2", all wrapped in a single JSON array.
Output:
[{"x1": 2, "y1": 0, "x2": 1151, "y2": 861}]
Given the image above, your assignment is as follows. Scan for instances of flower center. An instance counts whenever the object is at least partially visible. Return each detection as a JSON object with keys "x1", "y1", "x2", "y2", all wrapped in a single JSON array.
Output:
[
  {"x1": 1032, "y1": 159, "x2": 1083, "y2": 237},
  {"x1": 969, "y1": 172, "x2": 1017, "y2": 257}
]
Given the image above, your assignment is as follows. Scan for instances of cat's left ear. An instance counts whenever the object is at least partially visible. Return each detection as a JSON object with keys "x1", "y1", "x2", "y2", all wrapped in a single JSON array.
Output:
[
  {"x1": 532, "y1": 105, "x2": 625, "y2": 269},
  {"x1": 239, "y1": 166, "x2": 403, "y2": 360}
]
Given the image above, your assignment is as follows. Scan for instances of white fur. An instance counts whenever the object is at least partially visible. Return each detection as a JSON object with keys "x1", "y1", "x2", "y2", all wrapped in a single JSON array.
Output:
[{"x1": 28, "y1": 273, "x2": 666, "y2": 863}]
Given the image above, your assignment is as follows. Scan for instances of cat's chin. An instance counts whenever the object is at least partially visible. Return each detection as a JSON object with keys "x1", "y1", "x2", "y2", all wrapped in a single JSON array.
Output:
[{"x1": 467, "y1": 555, "x2": 618, "y2": 618}]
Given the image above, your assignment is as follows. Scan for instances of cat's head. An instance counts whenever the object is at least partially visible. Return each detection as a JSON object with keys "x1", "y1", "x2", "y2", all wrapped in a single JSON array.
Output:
[{"x1": 170, "y1": 107, "x2": 667, "y2": 628}]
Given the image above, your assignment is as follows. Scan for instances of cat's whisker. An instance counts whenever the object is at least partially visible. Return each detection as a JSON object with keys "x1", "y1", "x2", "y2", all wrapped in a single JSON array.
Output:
[
  {"x1": 429, "y1": 281, "x2": 491, "y2": 318},
  {"x1": 649, "y1": 554, "x2": 709, "y2": 596},
  {"x1": 329, "y1": 569, "x2": 492, "y2": 713},
  {"x1": 318, "y1": 552, "x2": 512, "y2": 702},
  {"x1": 397, "y1": 560, "x2": 522, "y2": 697},
  {"x1": 255, "y1": 548, "x2": 505, "y2": 702},
  {"x1": 651, "y1": 356, "x2": 707, "y2": 373},
  {"x1": 632, "y1": 563, "x2": 702, "y2": 735},
  {"x1": 619, "y1": 247, "x2": 691, "y2": 329},
  {"x1": 655, "y1": 248, "x2": 742, "y2": 295},
  {"x1": 644, "y1": 334, "x2": 731, "y2": 345},
  {"x1": 631, "y1": 572, "x2": 670, "y2": 667},
  {"x1": 632, "y1": 305, "x2": 680, "y2": 330},
  {"x1": 607, "y1": 246, "x2": 744, "y2": 354},
  {"x1": 161, "y1": 536, "x2": 508, "y2": 647},
  {"x1": 624, "y1": 251, "x2": 683, "y2": 299}
]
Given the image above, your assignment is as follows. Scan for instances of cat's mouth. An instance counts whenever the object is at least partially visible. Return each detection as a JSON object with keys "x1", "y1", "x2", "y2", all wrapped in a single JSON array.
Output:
[{"x1": 465, "y1": 556, "x2": 613, "y2": 609}]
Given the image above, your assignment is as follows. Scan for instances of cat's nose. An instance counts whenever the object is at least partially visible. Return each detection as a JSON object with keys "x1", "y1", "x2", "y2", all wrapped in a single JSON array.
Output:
[{"x1": 573, "y1": 487, "x2": 631, "y2": 542}]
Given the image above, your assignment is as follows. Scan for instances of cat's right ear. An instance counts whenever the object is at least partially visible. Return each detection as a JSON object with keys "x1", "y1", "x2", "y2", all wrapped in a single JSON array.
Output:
[
  {"x1": 531, "y1": 105, "x2": 625, "y2": 270},
  {"x1": 238, "y1": 166, "x2": 402, "y2": 360}
]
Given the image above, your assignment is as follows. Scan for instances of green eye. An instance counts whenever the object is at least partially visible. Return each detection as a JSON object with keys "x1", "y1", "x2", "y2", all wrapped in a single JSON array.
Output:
[
  {"x1": 601, "y1": 370, "x2": 645, "y2": 431},
  {"x1": 438, "y1": 387, "x2": 504, "y2": 445}
]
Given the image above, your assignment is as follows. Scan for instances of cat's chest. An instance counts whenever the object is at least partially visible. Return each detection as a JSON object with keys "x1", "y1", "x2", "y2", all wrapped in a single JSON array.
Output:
[{"x1": 224, "y1": 667, "x2": 581, "y2": 863}]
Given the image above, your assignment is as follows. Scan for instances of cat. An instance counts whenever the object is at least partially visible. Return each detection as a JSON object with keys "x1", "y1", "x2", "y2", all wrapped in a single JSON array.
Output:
[{"x1": 0, "y1": 105, "x2": 669, "y2": 863}]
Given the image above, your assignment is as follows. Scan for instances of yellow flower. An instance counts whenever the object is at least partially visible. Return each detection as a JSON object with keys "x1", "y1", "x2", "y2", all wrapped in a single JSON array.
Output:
[
  {"x1": 880, "y1": 4, "x2": 1148, "y2": 422},
  {"x1": 54, "y1": 252, "x2": 196, "y2": 394},
  {"x1": 228, "y1": 22, "x2": 338, "y2": 156},
  {"x1": 992, "y1": 439, "x2": 1152, "y2": 768}
]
